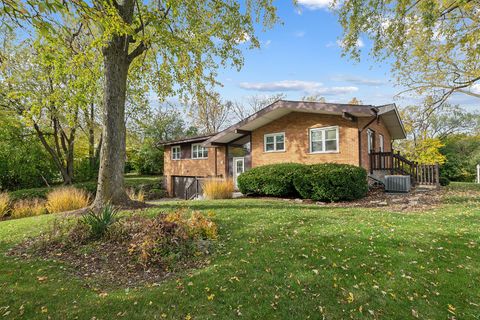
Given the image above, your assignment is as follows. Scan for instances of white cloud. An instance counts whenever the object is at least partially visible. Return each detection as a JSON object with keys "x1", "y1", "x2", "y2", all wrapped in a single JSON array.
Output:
[
  {"x1": 298, "y1": 0, "x2": 334, "y2": 10},
  {"x1": 336, "y1": 38, "x2": 364, "y2": 48},
  {"x1": 294, "y1": 31, "x2": 306, "y2": 38},
  {"x1": 332, "y1": 75, "x2": 385, "y2": 86},
  {"x1": 235, "y1": 32, "x2": 250, "y2": 44},
  {"x1": 263, "y1": 39, "x2": 272, "y2": 48},
  {"x1": 470, "y1": 83, "x2": 480, "y2": 94},
  {"x1": 239, "y1": 80, "x2": 358, "y2": 96}
]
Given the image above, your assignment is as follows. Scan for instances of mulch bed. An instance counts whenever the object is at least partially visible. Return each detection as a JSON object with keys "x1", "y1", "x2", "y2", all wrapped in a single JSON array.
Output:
[
  {"x1": 8, "y1": 238, "x2": 207, "y2": 289},
  {"x1": 256, "y1": 186, "x2": 447, "y2": 212}
]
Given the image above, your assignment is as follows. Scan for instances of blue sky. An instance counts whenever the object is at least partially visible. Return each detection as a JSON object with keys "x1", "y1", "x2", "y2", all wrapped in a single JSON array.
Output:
[
  {"x1": 205, "y1": 0, "x2": 480, "y2": 112},
  {"x1": 214, "y1": 1, "x2": 403, "y2": 106}
]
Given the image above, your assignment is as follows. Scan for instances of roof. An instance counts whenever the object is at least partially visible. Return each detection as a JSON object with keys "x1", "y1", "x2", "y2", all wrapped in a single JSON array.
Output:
[
  {"x1": 160, "y1": 133, "x2": 216, "y2": 146},
  {"x1": 204, "y1": 100, "x2": 406, "y2": 145}
]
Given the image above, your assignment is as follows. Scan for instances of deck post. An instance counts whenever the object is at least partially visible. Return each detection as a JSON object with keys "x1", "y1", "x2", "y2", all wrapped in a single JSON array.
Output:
[{"x1": 435, "y1": 163, "x2": 440, "y2": 187}]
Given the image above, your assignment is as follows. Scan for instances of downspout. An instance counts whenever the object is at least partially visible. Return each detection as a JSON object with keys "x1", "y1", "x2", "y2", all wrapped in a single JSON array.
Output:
[
  {"x1": 214, "y1": 148, "x2": 218, "y2": 177},
  {"x1": 358, "y1": 108, "x2": 379, "y2": 168}
]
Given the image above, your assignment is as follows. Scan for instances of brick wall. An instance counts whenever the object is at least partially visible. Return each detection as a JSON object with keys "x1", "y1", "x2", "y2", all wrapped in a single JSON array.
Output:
[
  {"x1": 251, "y1": 112, "x2": 360, "y2": 167},
  {"x1": 358, "y1": 117, "x2": 392, "y2": 171},
  {"x1": 164, "y1": 144, "x2": 226, "y2": 196}
]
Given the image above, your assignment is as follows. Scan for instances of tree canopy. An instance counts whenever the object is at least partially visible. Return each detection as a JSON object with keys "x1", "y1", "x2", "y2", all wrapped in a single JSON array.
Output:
[{"x1": 336, "y1": 0, "x2": 480, "y2": 109}]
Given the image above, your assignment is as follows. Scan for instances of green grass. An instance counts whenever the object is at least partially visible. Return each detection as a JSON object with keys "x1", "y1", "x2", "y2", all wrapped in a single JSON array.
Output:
[
  {"x1": 8, "y1": 175, "x2": 162, "y2": 200},
  {"x1": 1, "y1": 190, "x2": 480, "y2": 319}
]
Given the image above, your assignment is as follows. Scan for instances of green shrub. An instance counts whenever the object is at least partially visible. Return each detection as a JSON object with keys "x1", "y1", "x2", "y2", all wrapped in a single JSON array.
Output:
[
  {"x1": 439, "y1": 176, "x2": 450, "y2": 186},
  {"x1": 293, "y1": 163, "x2": 368, "y2": 202},
  {"x1": 82, "y1": 205, "x2": 119, "y2": 239},
  {"x1": 237, "y1": 163, "x2": 308, "y2": 197}
]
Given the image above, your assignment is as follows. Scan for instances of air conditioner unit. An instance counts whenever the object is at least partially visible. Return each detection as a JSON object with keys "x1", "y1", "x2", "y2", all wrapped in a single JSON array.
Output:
[{"x1": 384, "y1": 175, "x2": 411, "y2": 193}]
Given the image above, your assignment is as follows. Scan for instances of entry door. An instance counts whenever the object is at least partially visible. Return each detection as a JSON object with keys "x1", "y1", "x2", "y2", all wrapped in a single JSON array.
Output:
[{"x1": 233, "y1": 157, "x2": 245, "y2": 189}]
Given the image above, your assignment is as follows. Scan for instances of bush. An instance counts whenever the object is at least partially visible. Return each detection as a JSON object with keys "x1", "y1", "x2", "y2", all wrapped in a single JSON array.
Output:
[
  {"x1": 293, "y1": 163, "x2": 368, "y2": 202},
  {"x1": 203, "y1": 179, "x2": 234, "y2": 199},
  {"x1": 46, "y1": 187, "x2": 90, "y2": 213},
  {"x1": 237, "y1": 163, "x2": 308, "y2": 197},
  {"x1": 0, "y1": 192, "x2": 10, "y2": 217},
  {"x1": 82, "y1": 205, "x2": 119, "y2": 239},
  {"x1": 127, "y1": 188, "x2": 145, "y2": 202},
  {"x1": 11, "y1": 198, "x2": 47, "y2": 218},
  {"x1": 147, "y1": 188, "x2": 165, "y2": 200},
  {"x1": 439, "y1": 176, "x2": 450, "y2": 186},
  {"x1": 127, "y1": 210, "x2": 217, "y2": 267}
]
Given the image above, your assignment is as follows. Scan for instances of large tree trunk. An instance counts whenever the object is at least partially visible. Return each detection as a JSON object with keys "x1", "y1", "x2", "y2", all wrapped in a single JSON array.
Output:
[{"x1": 92, "y1": 35, "x2": 130, "y2": 208}]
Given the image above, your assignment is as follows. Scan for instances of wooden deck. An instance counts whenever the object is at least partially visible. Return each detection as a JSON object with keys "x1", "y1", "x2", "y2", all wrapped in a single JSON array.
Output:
[{"x1": 369, "y1": 151, "x2": 440, "y2": 186}]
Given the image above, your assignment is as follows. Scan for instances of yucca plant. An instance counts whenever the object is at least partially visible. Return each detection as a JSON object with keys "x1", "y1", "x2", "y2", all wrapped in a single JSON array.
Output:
[{"x1": 82, "y1": 204, "x2": 118, "y2": 239}]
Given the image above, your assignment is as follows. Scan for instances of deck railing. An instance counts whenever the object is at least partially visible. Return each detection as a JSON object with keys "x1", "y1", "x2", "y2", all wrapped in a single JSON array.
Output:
[{"x1": 369, "y1": 151, "x2": 439, "y2": 186}]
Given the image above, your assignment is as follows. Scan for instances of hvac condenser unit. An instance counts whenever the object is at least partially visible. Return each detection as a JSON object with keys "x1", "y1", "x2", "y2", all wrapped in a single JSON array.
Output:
[{"x1": 384, "y1": 175, "x2": 411, "y2": 193}]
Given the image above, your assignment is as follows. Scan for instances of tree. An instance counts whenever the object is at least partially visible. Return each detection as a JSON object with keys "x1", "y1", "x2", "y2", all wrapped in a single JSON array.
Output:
[
  {"x1": 395, "y1": 102, "x2": 479, "y2": 164},
  {"x1": 0, "y1": 27, "x2": 100, "y2": 184},
  {"x1": 348, "y1": 97, "x2": 362, "y2": 105},
  {"x1": 189, "y1": 92, "x2": 232, "y2": 134},
  {"x1": 335, "y1": 0, "x2": 480, "y2": 111},
  {"x1": 0, "y1": 1, "x2": 278, "y2": 208},
  {"x1": 231, "y1": 93, "x2": 285, "y2": 121},
  {"x1": 440, "y1": 134, "x2": 480, "y2": 182},
  {"x1": 301, "y1": 94, "x2": 325, "y2": 102}
]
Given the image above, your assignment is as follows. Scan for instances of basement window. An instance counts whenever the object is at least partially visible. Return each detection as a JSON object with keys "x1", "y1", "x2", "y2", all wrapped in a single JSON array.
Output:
[
  {"x1": 309, "y1": 126, "x2": 339, "y2": 153},
  {"x1": 264, "y1": 132, "x2": 285, "y2": 152},
  {"x1": 171, "y1": 146, "x2": 181, "y2": 160},
  {"x1": 192, "y1": 143, "x2": 208, "y2": 159}
]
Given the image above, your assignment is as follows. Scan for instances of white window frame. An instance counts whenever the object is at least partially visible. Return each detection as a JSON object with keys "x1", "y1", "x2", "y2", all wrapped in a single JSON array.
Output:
[
  {"x1": 191, "y1": 143, "x2": 208, "y2": 159},
  {"x1": 367, "y1": 129, "x2": 374, "y2": 154},
  {"x1": 171, "y1": 145, "x2": 181, "y2": 160},
  {"x1": 379, "y1": 134, "x2": 384, "y2": 152},
  {"x1": 309, "y1": 126, "x2": 340, "y2": 154},
  {"x1": 264, "y1": 132, "x2": 285, "y2": 152}
]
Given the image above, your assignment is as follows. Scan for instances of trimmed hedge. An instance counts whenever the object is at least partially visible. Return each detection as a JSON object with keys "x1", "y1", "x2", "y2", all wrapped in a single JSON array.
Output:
[
  {"x1": 293, "y1": 163, "x2": 368, "y2": 202},
  {"x1": 238, "y1": 163, "x2": 368, "y2": 202},
  {"x1": 237, "y1": 163, "x2": 308, "y2": 197}
]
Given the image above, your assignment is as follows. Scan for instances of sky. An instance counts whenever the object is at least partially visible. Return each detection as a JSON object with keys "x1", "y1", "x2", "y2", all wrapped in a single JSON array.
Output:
[
  {"x1": 213, "y1": 0, "x2": 403, "y2": 106},
  {"x1": 197, "y1": 0, "x2": 479, "y2": 111}
]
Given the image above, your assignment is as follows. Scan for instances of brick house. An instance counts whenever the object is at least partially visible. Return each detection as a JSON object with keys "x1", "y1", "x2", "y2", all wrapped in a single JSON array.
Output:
[{"x1": 162, "y1": 100, "x2": 407, "y2": 197}]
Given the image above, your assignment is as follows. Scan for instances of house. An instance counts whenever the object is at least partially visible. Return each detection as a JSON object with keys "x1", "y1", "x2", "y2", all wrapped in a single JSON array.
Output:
[{"x1": 162, "y1": 100, "x2": 417, "y2": 198}]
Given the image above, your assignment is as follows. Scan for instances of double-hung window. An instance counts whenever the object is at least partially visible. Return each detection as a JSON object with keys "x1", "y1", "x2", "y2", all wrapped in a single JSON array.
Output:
[
  {"x1": 192, "y1": 143, "x2": 208, "y2": 159},
  {"x1": 171, "y1": 146, "x2": 181, "y2": 160},
  {"x1": 309, "y1": 126, "x2": 339, "y2": 153},
  {"x1": 264, "y1": 132, "x2": 285, "y2": 152}
]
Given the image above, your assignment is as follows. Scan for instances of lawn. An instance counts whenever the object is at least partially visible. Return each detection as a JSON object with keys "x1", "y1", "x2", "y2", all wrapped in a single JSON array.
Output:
[{"x1": 0, "y1": 184, "x2": 479, "y2": 319}]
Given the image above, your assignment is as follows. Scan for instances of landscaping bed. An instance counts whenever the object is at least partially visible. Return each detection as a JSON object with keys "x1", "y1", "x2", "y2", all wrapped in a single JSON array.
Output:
[{"x1": 8, "y1": 209, "x2": 217, "y2": 288}]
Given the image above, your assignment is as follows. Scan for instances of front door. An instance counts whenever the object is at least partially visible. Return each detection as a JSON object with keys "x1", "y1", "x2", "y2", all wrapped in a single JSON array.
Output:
[{"x1": 233, "y1": 157, "x2": 245, "y2": 190}]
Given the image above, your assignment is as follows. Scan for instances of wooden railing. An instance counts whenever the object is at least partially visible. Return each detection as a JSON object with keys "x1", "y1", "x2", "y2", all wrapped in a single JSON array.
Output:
[{"x1": 370, "y1": 151, "x2": 439, "y2": 186}]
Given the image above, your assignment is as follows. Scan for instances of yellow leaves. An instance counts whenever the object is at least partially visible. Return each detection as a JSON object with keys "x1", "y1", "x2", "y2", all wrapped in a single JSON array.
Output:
[
  {"x1": 185, "y1": 313, "x2": 192, "y2": 320},
  {"x1": 447, "y1": 304, "x2": 456, "y2": 315},
  {"x1": 347, "y1": 292, "x2": 354, "y2": 303},
  {"x1": 412, "y1": 309, "x2": 419, "y2": 318},
  {"x1": 37, "y1": 276, "x2": 48, "y2": 282},
  {"x1": 98, "y1": 292, "x2": 108, "y2": 298},
  {"x1": 207, "y1": 294, "x2": 215, "y2": 301},
  {"x1": 41, "y1": 306, "x2": 48, "y2": 313}
]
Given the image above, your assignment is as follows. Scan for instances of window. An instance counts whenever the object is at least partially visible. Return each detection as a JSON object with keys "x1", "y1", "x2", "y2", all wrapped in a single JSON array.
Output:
[
  {"x1": 379, "y1": 134, "x2": 384, "y2": 152},
  {"x1": 171, "y1": 146, "x2": 181, "y2": 160},
  {"x1": 367, "y1": 129, "x2": 375, "y2": 154},
  {"x1": 192, "y1": 143, "x2": 208, "y2": 159},
  {"x1": 309, "y1": 126, "x2": 339, "y2": 153},
  {"x1": 264, "y1": 132, "x2": 285, "y2": 152}
]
